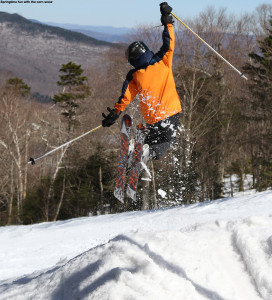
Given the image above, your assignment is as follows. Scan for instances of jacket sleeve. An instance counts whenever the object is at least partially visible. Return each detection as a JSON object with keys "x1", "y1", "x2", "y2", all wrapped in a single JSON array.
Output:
[
  {"x1": 154, "y1": 24, "x2": 175, "y2": 68},
  {"x1": 115, "y1": 70, "x2": 138, "y2": 114}
]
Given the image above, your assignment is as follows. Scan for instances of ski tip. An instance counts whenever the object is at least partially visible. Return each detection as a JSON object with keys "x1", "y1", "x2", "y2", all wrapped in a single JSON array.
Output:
[
  {"x1": 126, "y1": 186, "x2": 136, "y2": 201},
  {"x1": 114, "y1": 189, "x2": 124, "y2": 203},
  {"x1": 115, "y1": 197, "x2": 124, "y2": 203},
  {"x1": 123, "y1": 114, "x2": 132, "y2": 127}
]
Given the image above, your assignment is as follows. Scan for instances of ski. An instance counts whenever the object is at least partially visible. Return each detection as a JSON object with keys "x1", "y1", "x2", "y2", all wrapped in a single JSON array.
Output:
[
  {"x1": 114, "y1": 114, "x2": 132, "y2": 203},
  {"x1": 126, "y1": 123, "x2": 146, "y2": 201}
]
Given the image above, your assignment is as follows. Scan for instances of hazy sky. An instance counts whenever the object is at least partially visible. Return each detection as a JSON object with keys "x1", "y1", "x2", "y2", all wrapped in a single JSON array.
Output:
[{"x1": 0, "y1": 0, "x2": 269, "y2": 27}]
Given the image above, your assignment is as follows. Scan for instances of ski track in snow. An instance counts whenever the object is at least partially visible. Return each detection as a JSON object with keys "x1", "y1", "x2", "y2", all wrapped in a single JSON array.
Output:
[{"x1": 0, "y1": 191, "x2": 271, "y2": 299}]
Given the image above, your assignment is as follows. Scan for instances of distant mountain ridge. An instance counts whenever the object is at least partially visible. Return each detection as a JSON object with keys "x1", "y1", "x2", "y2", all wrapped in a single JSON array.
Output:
[
  {"x1": 45, "y1": 22, "x2": 130, "y2": 35},
  {"x1": 32, "y1": 20, "x2": 130, "y2": 43},
  {"x1": 0, "y1": 11, "x2": 118, "y2": 94},
  {"x1": 0, "y1": 12, "x2": 112, "y2": 46}
]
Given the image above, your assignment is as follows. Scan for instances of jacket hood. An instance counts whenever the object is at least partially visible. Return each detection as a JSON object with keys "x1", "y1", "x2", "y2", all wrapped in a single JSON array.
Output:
[{"x1": 131, "y1": 50, "x2": 154, "y2": 69}]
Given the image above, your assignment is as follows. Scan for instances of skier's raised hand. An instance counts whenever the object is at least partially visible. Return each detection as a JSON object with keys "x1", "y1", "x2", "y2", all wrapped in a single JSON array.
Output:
[
  {"x1": 160, "y1": 2, "x2": 174, "y2": 26},
  {"x1": 160, "y1": 2, "x2": 172, "y2": 15}
]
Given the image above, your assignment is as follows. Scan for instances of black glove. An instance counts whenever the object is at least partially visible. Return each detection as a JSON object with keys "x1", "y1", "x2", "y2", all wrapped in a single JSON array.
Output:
[
  {"x1": 161, "y1": 14, "x2": 174, "y2": 26},
  {"x1": 160, "y1": 2, "x2": 172, "y2": 15},
  {"x1": 102, "y1": 107, "x2": 120, "y2": 127}
]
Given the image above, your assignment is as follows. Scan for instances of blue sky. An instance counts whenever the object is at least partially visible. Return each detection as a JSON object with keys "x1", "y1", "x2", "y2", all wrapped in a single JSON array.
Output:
[{"x1": 0, "y1": 0, "x2": 269, "y2": 27}]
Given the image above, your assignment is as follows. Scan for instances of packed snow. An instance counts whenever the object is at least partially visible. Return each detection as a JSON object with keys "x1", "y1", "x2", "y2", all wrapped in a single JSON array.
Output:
[{"x1": 0, "y1": 190, "x2": 272, "y2": 300}]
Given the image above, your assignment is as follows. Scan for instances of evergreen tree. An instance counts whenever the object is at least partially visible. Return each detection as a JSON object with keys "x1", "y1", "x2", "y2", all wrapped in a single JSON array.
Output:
[
  {"x1": 243, "y1": 17, "x2": 272, "y2": 190},
  {"x1": 53, "y1": 61, "x2": 91, "y2": 132},
  {"x1": 4, "y1": 77, "x2": 31, "y2": 97},
  {"x1": 54, "y1": 145, "x2": 118, "y2": 219},
  {"x1": 244, "y1": 18, "x2": 272, "y2": 115}
]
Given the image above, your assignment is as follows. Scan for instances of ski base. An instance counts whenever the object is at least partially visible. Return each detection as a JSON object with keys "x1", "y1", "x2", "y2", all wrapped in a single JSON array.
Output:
[
  {"x1": 126, "y1": 124, "x2": 146, "y2": 201},
  {"x1": 114, "y1": 114, "x2": 132, "y2": 203},
  {"x1": 114, "y1": 117, "x2": 151, "y2": 203}
]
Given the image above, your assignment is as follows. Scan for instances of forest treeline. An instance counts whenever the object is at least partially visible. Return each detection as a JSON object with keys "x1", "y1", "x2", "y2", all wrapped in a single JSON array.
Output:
[{"x1": 0, "y1": 4, "x2": 271, "y2": 225}]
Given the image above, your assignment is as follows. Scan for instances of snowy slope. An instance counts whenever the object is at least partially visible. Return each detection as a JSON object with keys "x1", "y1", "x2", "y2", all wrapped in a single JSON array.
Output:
[{"x1": 0, "y1": 191, "x2": 272, "y2": 300}]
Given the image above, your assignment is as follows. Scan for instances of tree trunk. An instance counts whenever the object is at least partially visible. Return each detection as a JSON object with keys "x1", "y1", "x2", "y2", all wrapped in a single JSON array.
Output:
[
  {"x1": 230, "y1": 174, "x2": 234, "y2": 197},
  {"x1": 53, "y1": 169, "x2": 66, "y2": 221},
  {"x1": 23, "y1": 130, "x2": 30, "y2": 201},
  {"x1": 46, "y1": 147, "x2": 68, "y2": 222},
  {"x1": 13, "y1": 135, "x2": 24, "y2": 218},
  {"x1": 151, "y1": 161, "x2": 157, "y2": 209},
  {"x1": 142, "y1": 174, "x2": 150, "y2": 210},
  {"x1": 99, "y1": 165, "x2": 104, "y2": 214},
  {"x1": 239, "y1": 172, "x2": 245, "y2": 192},
  {"x1": 8, "y1": 161, "x2": 14, "y2": 225}
]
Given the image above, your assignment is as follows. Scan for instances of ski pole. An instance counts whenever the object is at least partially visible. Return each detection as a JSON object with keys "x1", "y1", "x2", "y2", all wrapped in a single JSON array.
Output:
[
  {"x1": 171, "y1": 12, "x2": 248, "y2": 80},
  {"x1": 28, "y1": 124, "x2": 102, "y2": 165}
]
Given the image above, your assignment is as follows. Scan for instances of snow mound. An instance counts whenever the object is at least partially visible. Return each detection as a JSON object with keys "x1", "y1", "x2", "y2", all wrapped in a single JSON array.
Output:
[
  {"x1": 0, "y1": 191, "x2": 272, "y2": 299},
  {"x1": 1, "y1": 218, "x2": 272, "y2": 299},
  {"x1": 231, "y1": 216, "x2": 272, "y2": 299}
]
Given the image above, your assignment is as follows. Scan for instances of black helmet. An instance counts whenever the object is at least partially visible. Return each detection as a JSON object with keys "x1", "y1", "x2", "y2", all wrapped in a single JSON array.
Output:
[{"x1": 126, "y1": 41, "x2": 149, "y2": 65}]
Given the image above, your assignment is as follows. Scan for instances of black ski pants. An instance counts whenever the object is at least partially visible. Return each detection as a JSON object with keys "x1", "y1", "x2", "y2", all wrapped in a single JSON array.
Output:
[{"x1": 144, "y1": 112, "x2": 180, "y2": 160}]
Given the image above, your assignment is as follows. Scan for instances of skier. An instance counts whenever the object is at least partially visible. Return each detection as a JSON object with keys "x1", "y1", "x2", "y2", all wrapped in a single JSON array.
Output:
[{"x1": 102, "y1": 2, "x2": 182, "y2": 163}]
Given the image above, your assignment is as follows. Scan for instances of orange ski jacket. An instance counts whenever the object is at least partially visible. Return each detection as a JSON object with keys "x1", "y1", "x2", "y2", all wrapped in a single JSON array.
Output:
[{"x1": 115, "y1": 24, "x2": 182, "y2": 125}]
